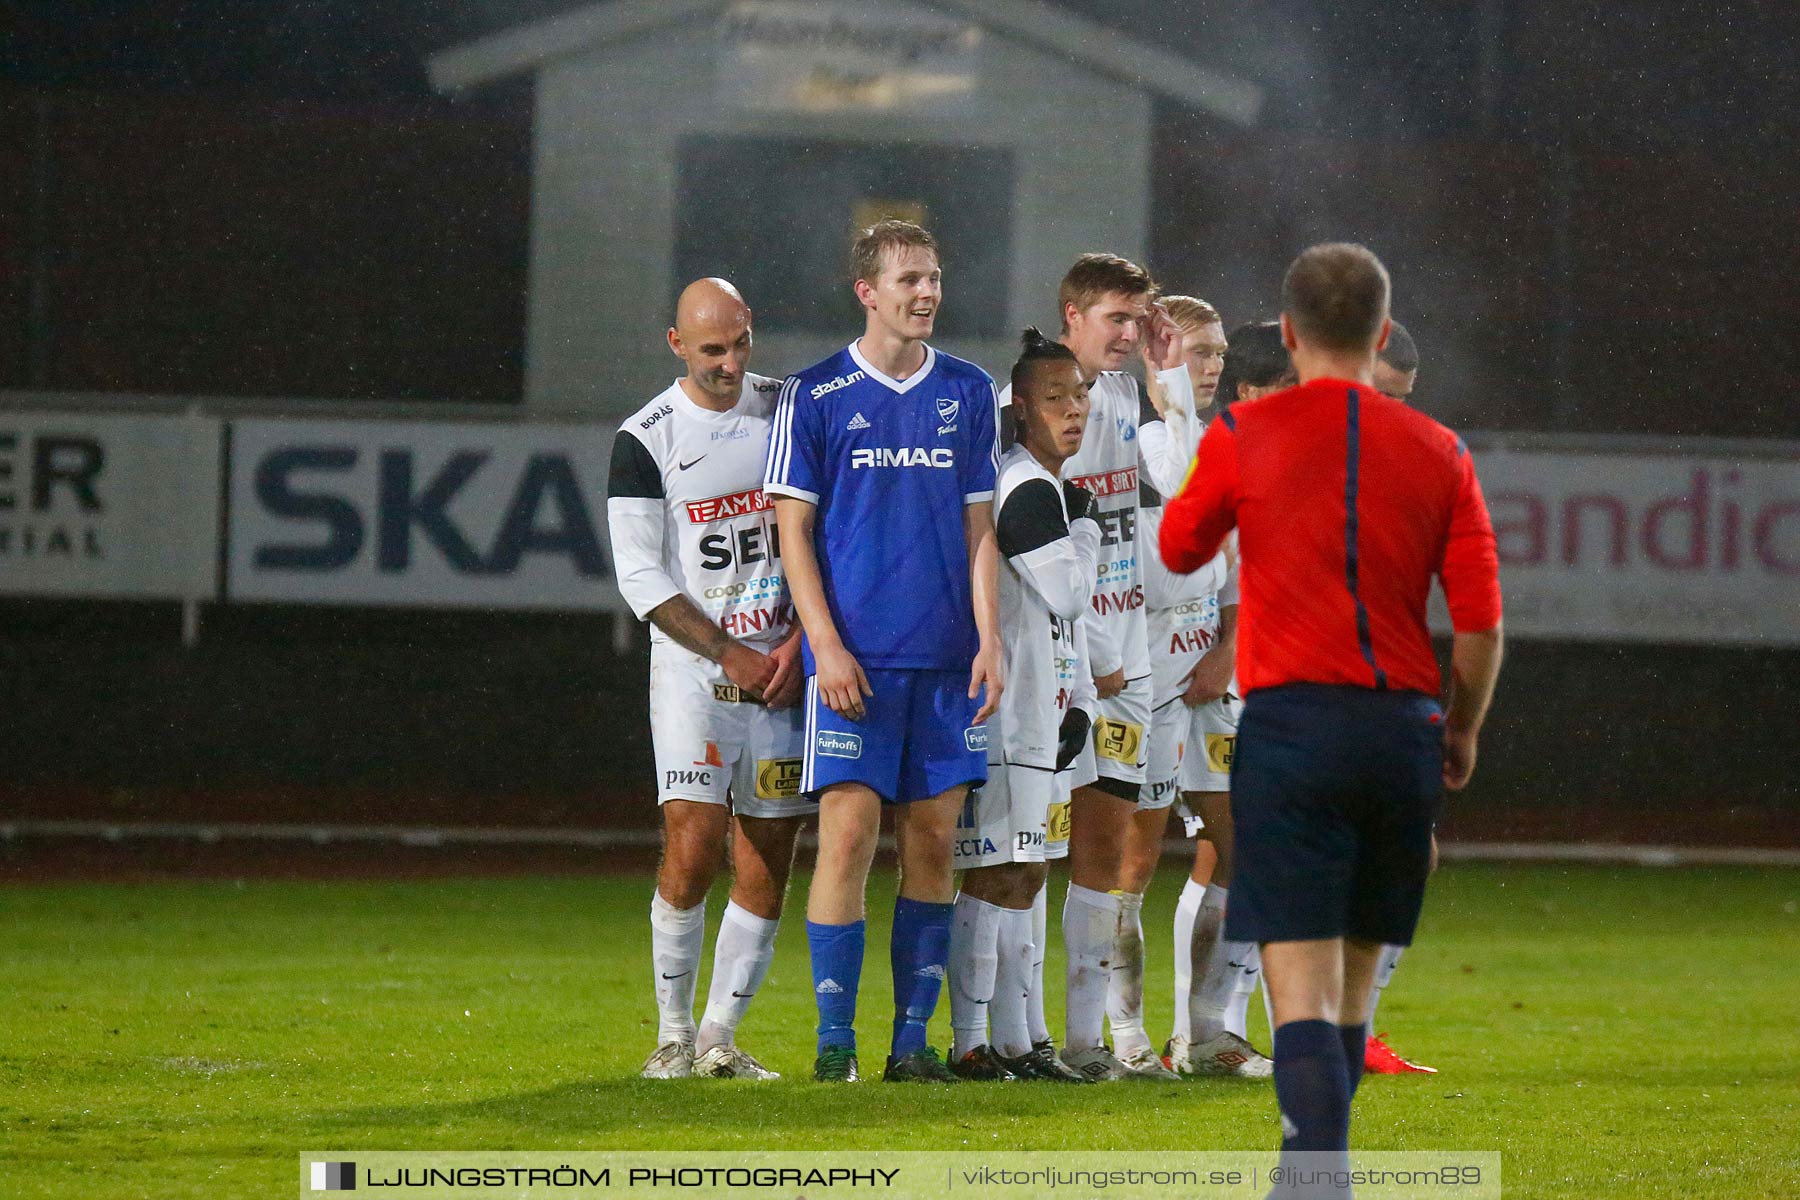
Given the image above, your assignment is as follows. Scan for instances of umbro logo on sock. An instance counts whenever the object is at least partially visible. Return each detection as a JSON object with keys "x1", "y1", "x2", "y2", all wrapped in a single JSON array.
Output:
[
  {"x1": 816, "y1": 978, "x2": 844, "y2": 994},
  {"x1": 846, "y1": 412, "x2": 871, "y2": 431}
]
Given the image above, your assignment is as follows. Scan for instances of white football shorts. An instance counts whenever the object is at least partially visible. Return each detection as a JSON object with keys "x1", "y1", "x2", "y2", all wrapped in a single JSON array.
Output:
[
  {"x1": 647, "y1": 649, "x2": 813, "y2": 818},
  {"x1": 1179, "y1": 692, "x2": 1241, "y2": 794},
  {"x1": 1072, "y1": 672, "x2": 1151, "y2": 792},
  {"x1": 952, "y1": 760, "x2": 1053, "y2": 870}
]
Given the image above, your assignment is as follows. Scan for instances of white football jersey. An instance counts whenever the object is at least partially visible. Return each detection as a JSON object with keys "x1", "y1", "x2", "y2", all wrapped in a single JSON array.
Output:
[
  {"x1": 1001, "y1": 370, "x2": 1151, "y2": 686},
  {"x1": 992, "y1": 444, "x2": 1102, "y2": 769},
  {"x1": 1139, "y1": 376, "x2": 1228, "y2": 612},
  {"x1": 606, "y1": 374, "x2": 793, "y2": 665}
]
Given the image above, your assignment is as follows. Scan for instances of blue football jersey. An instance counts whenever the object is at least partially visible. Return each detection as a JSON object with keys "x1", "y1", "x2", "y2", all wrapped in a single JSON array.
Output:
[{"x1": 765, "y1": 341, "x2": 999, "y2": 672}]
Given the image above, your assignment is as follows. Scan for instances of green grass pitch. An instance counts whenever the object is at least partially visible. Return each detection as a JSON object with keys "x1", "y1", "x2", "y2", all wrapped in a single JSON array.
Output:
[{"x1": 3, "y1": 863, "x2": 1797, "y2": 1198}]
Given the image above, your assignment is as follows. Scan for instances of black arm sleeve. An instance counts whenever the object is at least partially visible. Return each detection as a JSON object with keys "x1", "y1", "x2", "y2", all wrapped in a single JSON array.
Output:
[
  {"x1": 996, "y1": 478, "x2": 1070, "y2": 558},
  {"x1": 607, "y1": 430, "x2": 664, "y2": 500}
]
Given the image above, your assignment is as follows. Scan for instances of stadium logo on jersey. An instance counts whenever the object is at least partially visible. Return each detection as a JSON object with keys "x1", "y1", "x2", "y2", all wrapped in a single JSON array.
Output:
[
  {"x1": 710, "y1": 427, "x2": 751, "y2": 442},
  {"x1": 1204, "y1": 732, "x2": 1236, "y2": 773},
  {"x1": 935, "y1": 397, "x2": 959, "y2": 434},
  {"x1": 849, "y1": 447, "x2": 954, "y2": 470},
  {"x1": 1094, "y1": 718, "x2": 1144, "y2": 765},
  {"x1": 845, "y1": 411, "x2": 872, "y2": 431},
  {"x1": 1069, "y1": 468, "x2": 1139, "y2": 498},
  {"x1": 755, "y1": 757, "x2": 803, "y2": 800},
  {"x1": 815, "y1": 730, "x2": 863, "y2": 759},
  {"x1": 963, "y1": 726, "x2": 988, "y2": 752},
  {"x1": 685, "y1": 488, "x2": 772, "y2": 524},
  {"x1": 813, "y1": 372, "x2": 866, "y2": 400}
]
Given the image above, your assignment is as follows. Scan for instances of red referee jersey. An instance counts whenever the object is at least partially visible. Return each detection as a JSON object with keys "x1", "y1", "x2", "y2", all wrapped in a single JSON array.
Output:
[{"x1": 1160, "y1": 377, "x2": 1501, "y2": 697}]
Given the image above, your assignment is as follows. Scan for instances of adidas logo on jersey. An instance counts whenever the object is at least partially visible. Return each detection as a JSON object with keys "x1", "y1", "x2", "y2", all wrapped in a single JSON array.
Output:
[
  {"x1": 816, "y1": 978, "x2": 844, "y2": 994},
  {"x1": 846, "y1": 412, "x2": 871, "y2": 431}
]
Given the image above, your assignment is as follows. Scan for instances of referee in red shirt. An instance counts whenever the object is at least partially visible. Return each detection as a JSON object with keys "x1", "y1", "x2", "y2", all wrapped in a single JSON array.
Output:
[{"x1": 1161, "y1": 243, "x2": 1502, "y2": 1181}]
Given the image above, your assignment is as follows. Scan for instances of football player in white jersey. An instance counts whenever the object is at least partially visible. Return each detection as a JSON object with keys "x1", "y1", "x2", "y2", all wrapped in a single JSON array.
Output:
[
  {"x1": 605, "y1": 278, "x2": 812, "y2": 1081},
  {"x1": 999, "y1": 253, "x2": 1194, "y2": 1081},
  {"x1": 947, "y1": 329, "x2": 1100, "y2": 1083}
]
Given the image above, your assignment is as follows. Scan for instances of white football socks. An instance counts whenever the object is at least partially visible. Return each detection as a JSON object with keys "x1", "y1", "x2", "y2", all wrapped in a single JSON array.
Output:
[
  {"x1": 1188, "y1": 884, "x2": 1237, "y2": 1043},
  {"x1": 649, "y1": 891, "x2": 705, "y2": 1046},
  {"x1": 1224, "y1": 940, "x2": 1261, "y2": 1040},
  {"x1": 948, "y1": 891, "x2": 1003, "y2": 1060},
  {"x1": 1368, "y1": 943, "x2": 1406, "y2": 1027},
  {"x1": 1064, "y1": 883, "x2": 1121, "y2": 1053},
  {"x1": 991, "y1": 902, "x2": 1037, "y2": 1058},
  {"x1": 1106, "y1": 890, "x2": 1151, "y2": 1058},
  {"x1": 695, "y1": 900, "x2": 779, "y2": 1055},
  {"x1": 1027, "y1": 885, "x2": 1052, "y2": 1046},
  {"x1": 1171, "y1": 877, "x2": 1206, "y2": 1043}
]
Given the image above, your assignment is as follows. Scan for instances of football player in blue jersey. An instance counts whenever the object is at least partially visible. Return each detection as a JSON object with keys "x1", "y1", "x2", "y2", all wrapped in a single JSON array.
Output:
[{"x1": 765, "y1": 219, "x2": 1003, "y2": 1083}]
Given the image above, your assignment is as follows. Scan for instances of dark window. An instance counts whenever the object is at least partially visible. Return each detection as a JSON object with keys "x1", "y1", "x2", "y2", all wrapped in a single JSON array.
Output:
[{"x1": 673, "y1": 134, "x2": 1014, "y2": 338}]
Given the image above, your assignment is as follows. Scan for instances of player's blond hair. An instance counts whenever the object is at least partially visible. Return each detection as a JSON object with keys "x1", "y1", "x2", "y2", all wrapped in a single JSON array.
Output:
[
  {"x1": 1058, "y1": 253, "x2": 1156, "y2": 331},
  {"x1": 1161, "y1": 295, "x2": 1221, "y2": 336},
  {"x1": 850, "y1": 220, "x2": 939, "y2": 287}
]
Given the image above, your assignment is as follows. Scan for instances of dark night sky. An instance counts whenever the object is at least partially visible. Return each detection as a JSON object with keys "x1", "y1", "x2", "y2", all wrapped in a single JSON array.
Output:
[{"x1": 4, "y1": 1, "x2": 1793, "y2": 150}]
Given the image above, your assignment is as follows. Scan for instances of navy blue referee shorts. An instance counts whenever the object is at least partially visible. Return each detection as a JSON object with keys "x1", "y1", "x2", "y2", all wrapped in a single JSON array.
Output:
[{"x1": 1224, "y1": 683, "x2": 1444, "y2": 947}]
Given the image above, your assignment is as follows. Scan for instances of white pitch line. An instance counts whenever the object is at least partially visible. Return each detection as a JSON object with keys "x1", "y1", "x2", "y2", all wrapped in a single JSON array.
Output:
[{"x1": 1, "y1": 820, "x2": 1796, "y2": 868}]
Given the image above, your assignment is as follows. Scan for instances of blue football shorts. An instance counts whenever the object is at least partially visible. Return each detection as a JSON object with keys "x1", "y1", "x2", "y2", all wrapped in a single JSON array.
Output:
[{"x1": 802, "y1": 668, "x2": 988, "y2": 804}]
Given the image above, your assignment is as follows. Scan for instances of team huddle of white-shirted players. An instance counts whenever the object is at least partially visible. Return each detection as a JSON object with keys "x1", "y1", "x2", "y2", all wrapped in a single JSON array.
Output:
[{"x1": 605, "y1": 237, "x2": 1434, "y2": 1083}]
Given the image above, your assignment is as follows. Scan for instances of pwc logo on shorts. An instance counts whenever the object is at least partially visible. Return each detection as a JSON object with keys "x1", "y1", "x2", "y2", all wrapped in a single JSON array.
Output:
[
  {"x1": 1094, "y1": 718, "x2": 1144, "y2": 765},
  {"x1": 1015, "y1": 828, "x2": 1046, "y2": 854},
  {"x1": 815, "y1": 730, "x2": 863, "y2": 759},
  {"x1": 963, "y1": 726, "x2": 988, "y2": 753}
]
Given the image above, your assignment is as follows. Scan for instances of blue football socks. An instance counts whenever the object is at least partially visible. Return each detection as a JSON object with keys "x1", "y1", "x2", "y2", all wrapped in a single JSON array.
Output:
[
  {"x1": 889, "y1": 897, "x2": 953, "y2": 1060},
  {"x1": 807, "y1": 919, "x2": 865, "y2": 1053},
  {"x1": 1339, "y1": 1021, "x2": 1368, "y2": 1098},
  {"x1": 1273, "y1": 1018, "x2": 1352, "y2": 1151}
]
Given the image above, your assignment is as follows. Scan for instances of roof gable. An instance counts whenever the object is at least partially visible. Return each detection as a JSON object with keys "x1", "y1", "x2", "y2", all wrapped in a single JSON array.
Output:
[{"x1": 428, "y1": 0, "x2": 1261, "y2": 125}]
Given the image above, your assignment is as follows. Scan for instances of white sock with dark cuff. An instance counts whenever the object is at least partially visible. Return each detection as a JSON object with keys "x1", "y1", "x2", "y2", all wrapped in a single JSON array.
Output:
[
  {"x1": 1106, "y1": 890, "x2": 1151, "y2": 1058},
  {"x1": 991, "y1": 904, "x2": 1036, "y2": 1059},
  {"x1": 1064, "y1": 883, "x2": 1122, "y2": 1053},
  {"x1": 949, "y1": 892, "x2": 1004, "y2": 1060},
  {"x1": 695, "y1": 900, "x2": 779, "y2": 1055},
  {"x1": 1171, "y1": 877, "x2": 1206, "y2": 1043},
  {"x1": 1027, "y1": 885, "x2": 1052, "y2": 1047},
  {"x1": 649, "y1": 891, "x2": 706, "y2": 1046}
]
